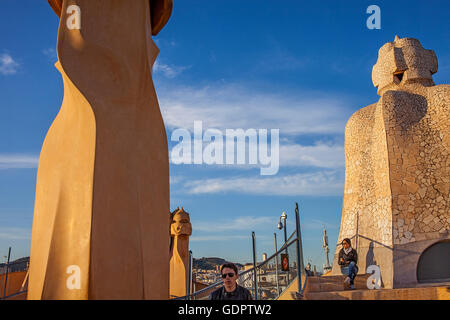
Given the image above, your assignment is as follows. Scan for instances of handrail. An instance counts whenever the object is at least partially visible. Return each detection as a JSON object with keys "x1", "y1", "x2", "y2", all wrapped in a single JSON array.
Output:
[
  {"x1": 335, "y1": 234, "x2": 357, "y2": 246},
  {"x1": 1, "y1": 256, "x2": 29, "y2": 300},
  {"x1": 283, "y1": 272, "x2": 309, "y2": 300},
  {"x1": 174, "y1": 231, "x2": 298, "y2": 300},
  {"x1": 0, "y1": 260, "x2": 29, "y2": 275},
  {"x1": 295, "y1": 272, "x2": 308, "y2": 298},
  {"x1": 254, "y1": 238, "x2": 304, "y2": 300},
  {"x1": 1, "y1": 232, "x2": 300, "y2": 300},
  {"x1": 1, "y1": 290, "x2": 27, "y2": 300},
  {"x1": 0, "y1": 230, "x2": 303, "y2": 300}
]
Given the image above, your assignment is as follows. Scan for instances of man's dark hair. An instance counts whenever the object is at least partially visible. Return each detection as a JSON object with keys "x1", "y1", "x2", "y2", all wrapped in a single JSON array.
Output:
[
  {"x1": 221, "y1": 263, "x2": 238, "y2": 275},
  {"x1": 342, "y1": 238, "x2": 351, "y2": 246}
]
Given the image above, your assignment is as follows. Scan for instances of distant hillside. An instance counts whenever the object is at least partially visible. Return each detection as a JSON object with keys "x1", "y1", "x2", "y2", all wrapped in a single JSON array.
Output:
[
  {"x1": 0, "y1": 256, "x2": 29, "y2": 274},
  {"x1": 193, "y1": 257, "x2": 243, "y2": 270},
  {"x1": 1, "y1": 256, "x2": 245, "y2": 274}
]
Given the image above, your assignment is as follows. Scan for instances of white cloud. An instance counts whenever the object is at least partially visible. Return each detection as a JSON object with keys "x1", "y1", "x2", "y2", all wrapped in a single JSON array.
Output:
[
  {"x1": 190, "y1": 235, "x2": 249, "y2": 242},
  {"x1": 0, "y1": 227, "x2": 31, "y2": 240},
  {"x1": 153, "y1": 60, "x2": 189, "y2": 78},
  {"x1": 163, "y1": 82, "x2": 348, "y2": 173},
  {"x1": 183, "y1": 170, "x2": 344, "y2": 196},
  {"x1": 42, "y1": 48, "x2": 57, "y2": 61},
  {"x1": 170, "y1": 175, "x2": 184, "y2": 185},
  {"x1": 302, "y1": 219, "x2": 338, "y2": 230},
  {"x1": 0, "y1": 154, "x2": 39, "y2": 169},
  {"x1": 154, "y1": 39, "x2": 177, "y2": 48},
  {"x1": 254, "y1": 41, "x2": 311, "y2": 73},
  {"x1": 194, "y1": 216, "x2": 276, "y2": 233},
  {"x1": 0, "y1": 53, "x2": 20, "y2": 75},
  {"x1": 280, "y1": 143, "x2": 344, "y2": 168},
  {"x1": 158, "y1": 83, "x2": 352, "y2": 135},
  {"x1": 169, "y1": 130, "x2": 344, "y2": 171}
]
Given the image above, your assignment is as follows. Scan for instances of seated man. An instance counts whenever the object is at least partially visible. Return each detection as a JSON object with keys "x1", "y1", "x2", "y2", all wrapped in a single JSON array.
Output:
[
  {"x1": 338, "y1": 238, "x2": 358, "y2": 289},
  {"x1": 210, "y1": 263, "x2": 253, "y2": 300}
]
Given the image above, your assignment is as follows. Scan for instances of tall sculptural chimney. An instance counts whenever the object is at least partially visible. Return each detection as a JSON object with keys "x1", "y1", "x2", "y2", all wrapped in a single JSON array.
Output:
[
  {"x1": 169, "y1": 207, "x2": 193, "y2": 298},
  {"x1": 28, "y1": 0, "x2": 173, "y2": 300},
  {"x1": 323, "y1": 228, "x2": 332, "y2": 272},
  {"x1": 332, "y1": 36, "x2": 448, "y2": 288}
]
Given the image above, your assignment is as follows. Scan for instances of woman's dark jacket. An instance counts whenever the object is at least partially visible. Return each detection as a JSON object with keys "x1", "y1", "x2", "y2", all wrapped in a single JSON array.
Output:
[{"x1": 338, "y1": 248, "x2": 358, "y2": 266}]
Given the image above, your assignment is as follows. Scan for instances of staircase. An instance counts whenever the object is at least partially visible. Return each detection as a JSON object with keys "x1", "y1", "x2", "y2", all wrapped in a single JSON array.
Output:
[
  {"x1": 302, "y1": 274, "x2": 370, "y2": 299},
  {"x1": 296, "y1": 274, "x2": 450, "y2": 300}
]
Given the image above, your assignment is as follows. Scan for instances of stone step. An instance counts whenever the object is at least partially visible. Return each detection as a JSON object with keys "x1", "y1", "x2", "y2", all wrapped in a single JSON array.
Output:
[
  {"x1": 305, "y1": 280, "x2": 367, "y2": 292},
  {"x1": 305, "y1": 274, "x2": 372, "y2": 293},
  {"x1": 302, "y1": 285, "x2": 450, "y2": 300},
  {"x1": 309, "y1": 275, "x2": 371, "y2": 282},
  {"x1": 309, "y1": 274, "x2": 370, "y2": 282},
  {"x1": 305, "y1": 282, "x2": 346, "y2": 292}
]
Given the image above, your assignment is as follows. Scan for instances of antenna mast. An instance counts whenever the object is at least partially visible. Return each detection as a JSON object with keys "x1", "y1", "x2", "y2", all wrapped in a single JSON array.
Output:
[{"x1": 323, "y1": 228, "x2": 332, "y2": 272}]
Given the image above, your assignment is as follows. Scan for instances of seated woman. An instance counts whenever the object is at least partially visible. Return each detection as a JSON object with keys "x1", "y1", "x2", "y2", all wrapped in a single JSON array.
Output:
[{"x1": 338, "y1": 238, "x2": 358, "y2": 289}]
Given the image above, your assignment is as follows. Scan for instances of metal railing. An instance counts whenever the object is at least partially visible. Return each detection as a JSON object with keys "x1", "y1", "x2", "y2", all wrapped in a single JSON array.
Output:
[
  {"x1": 0, "y1": 248, "x2": 29, "y2": 300},
  {"x1": 2, "y1": 202, "x2": 311, "y2": 301},
  {"x1": 174, "y1": 230, "x2": 305, "y2": 300},
  {"x1": 0, "y1": 260, "x2": 29, "y2": 275},
  {"x1": 1, "y1": 290, "x2": 27, "y2": 300},
  {"x1": 175, "y1": 202, "x2": 308, "y2": 300},
  {"x1": 245, "y1": 237, "x2": 300, "y2": 300}
]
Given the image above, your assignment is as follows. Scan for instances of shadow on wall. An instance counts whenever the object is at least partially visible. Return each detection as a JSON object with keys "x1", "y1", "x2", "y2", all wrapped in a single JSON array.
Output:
[{"x1": 365, "y1": 241, "x2": 385, "y2": 288}]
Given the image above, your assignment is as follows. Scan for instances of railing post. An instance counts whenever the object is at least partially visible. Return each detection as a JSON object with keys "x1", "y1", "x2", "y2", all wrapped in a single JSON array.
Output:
[
  {"x1": 274, "y1": 233, "x2": 280, "y2": 295},
  {"x1": 187, "y1": 250, "x2": 193, "y2": 300},
  {"x1": 3, "y1": 247, "x2": 11, "y2": 299},
  {"x1": 295, "y1": 203, "x2": 304, "y2": 293},
  {"x1": 356, "y1": 211, "x2": 360, "y2": 262},
  {"x1": 252, "y1": 232, "x2": 258, "y2": 300},
  {"x1": 283, "y1": 215, "x2": 289, "y2": 285}
]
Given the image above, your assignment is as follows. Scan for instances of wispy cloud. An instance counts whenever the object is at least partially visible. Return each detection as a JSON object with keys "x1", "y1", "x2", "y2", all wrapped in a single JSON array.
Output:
[
  {"x1": 255, "y1": 40, "x2": 311, "y2": 73},
  {"x1": 169, "y1": 137, "x2": 344, "y2": 170},
  {"x1": 0, "y1": 227, "x2": 31, "y2": 240},
  {"x1": 158, "y1": 83, "x2": 352, "y2": 135},
  {"x1": 0, "y1": 154, "x2": 39, "y2": 169},
  {"x1": 0, "y1": 53, "x2": 20, "y2": 75},
  {"x1": 183, "y1": 170, "x2": 344, "y2": 196},
  {"x1": 170, "y1": 175, "x2": 184, "y2": 185},
  {"x1": 190, "y1": 235, "x2": 249, "y2": 242},
  {"x1": 153, "y1": 39, "x2": 177, "y2": 48},
  {"x1": 153, "y1": 60, "x2": 190, "y2": 78},
  {"x1": 280, "y1": 143, "x2": 344, "y2": 168},
  {"x1": 194, "y1": 216, "x2": 276, "y2": 233},
  {"x1": 42, "y1": 48, "x2": 57, "y2": 61},
  {"x1": 302, "y1": 219, "x2": 338, "y2": 230}
]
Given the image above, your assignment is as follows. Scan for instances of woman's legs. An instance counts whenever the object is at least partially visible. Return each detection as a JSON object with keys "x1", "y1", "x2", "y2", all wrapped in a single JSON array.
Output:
[
  {"x1": 341, "y1": 262, "x2": 358, "y2": 288},
  {"x1": 348, "y1": 262, "x2": 358, "y2": 285}
]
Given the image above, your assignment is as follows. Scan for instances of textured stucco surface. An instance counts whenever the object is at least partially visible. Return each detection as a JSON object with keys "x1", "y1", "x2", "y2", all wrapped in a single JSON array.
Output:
[
  {"x1": 169, "y1": 207, "x2": 192, "y2": 298},
  {"x1": 28, "y1": 1, "x2": 171, "y2": 299},
  {"x1": 332, "y1": 37, "x2": 449, "y2": 289}
]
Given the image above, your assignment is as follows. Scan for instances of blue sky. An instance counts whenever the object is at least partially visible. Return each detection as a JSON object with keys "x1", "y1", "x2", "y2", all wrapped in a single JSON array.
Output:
[{"x1": 0, "y1": 1, "x2": 449, "y2": 269}]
